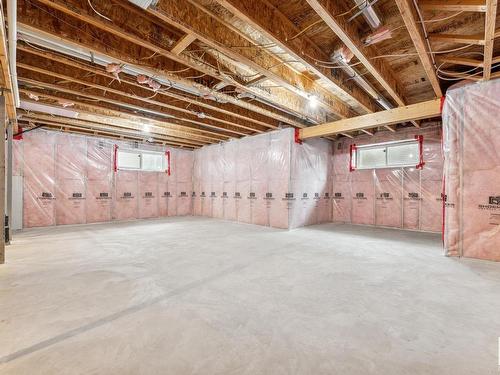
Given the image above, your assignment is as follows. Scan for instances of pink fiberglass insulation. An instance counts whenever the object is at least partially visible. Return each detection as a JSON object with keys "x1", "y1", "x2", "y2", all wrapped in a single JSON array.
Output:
[
  {"x1": 158, "y1": 172, "x2": 169, "y2": 217},
  {"x1": 191, "y1": 128, "x2": 332, "y2": 230},
  {"x1": 351, "y1": 171, "x2": 375, "y2": 226},
  {"x1": 56, "y1": 134, "x2": 87, "y2": 180},
  {"x1": 375, "y1": 170, "x2": 402, "y2": 228},
  {"x1": 443, "y1": 79, "x2": 500, "y2": 261},
  {"x1": 86, "y1": 178, "x2": 112, "y2": 223},
  {"x1": 167, "y1": 182, "x2": 178, "y2": 217},
  {"x1": 23, "y1": 134, "x2": 56, "y2": 228},
  {"x1": 17, "y1": 130, "x2": 194, "y2": 228},
  {"x1": 402, "y1": 168, "x2": 421, "y2": 230},
  {"x1": 332, "y1": 127, "x2": 443, "y2": 232},
  {"x1": 114, "y1": 170, "x2": 138, "y2": 221},
  {"x1": 13, "y1": 140, "x2": 23, "y2": 176},
  {"x1": 138, "y1": 172, "x2": 159, "y2": 219},
  {"x1": 87, "y1": 139, "x2": 113, "y2": 180},
  {"x1": 55, "y1": 178, "x2": 86, "y2": 225},
  {"x1": 176, "y1": 182, "x2": 191, "y2": 216}
]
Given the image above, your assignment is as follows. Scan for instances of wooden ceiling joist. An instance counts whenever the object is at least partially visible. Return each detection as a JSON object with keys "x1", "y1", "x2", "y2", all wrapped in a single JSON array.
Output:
[
  {"x1": 148, "y1": 0, "x2": 364, "y2": 121},
  {"x1": 170, "y1": 33, "x2": 197, "y2": 55},
  {"x1": 483, "y1": 0, "x2": 499, "y2": 80},
  {"x1": 429, "y1": 33, "x2": 486, "y2": 45},
  {"x1": 19, "y1": 110, "x2": 205, "y2": 148},
  {"x1": 215, "y1": 0, "x2": 380, "y2": 116},
  {"x1": 394, "y1": 0, "x2": 443, "y2": 98},
  {"x1": 18, "y1": 88, "x2": 223, "y2": 143},
  {"x1": 18, "y1": 12, "x2": 305, "y2": 129},
  {"x1": 18, "y1": 118, "x2": 198, "y2": 148},
  {"x1": 299, "y1": 99, "x2": 442, "y2": 139},
  {"x1": 16, "y1": 44, "x2": 279, "y2": 132},
  {"x1": 419, "y1": 0, "x2": 488, "y2": 12},
  {"x1": 17, "y1": 61, "x2": 265, "y2": 135},
  {"x1": 301, "y1": 0, "x2": 419, "y2": 129},
  {"x1": 33, "y1": 0, "x2": 316, "y2": 124},
  {"x1": 0, "y1": 8, "x2": 17, "y2": 124},
  {"x1": 303, "y1": 0, "x2": 405, "y2": 105}
]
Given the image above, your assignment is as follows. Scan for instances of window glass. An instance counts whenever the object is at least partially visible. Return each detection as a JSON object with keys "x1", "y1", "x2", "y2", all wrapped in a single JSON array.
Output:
[
  {"x1": 355, "y1": 140, "x2": 420, "y2": 170},
  {"x1": 117, "y1": 150, "x2": 141, "y2": 169}
]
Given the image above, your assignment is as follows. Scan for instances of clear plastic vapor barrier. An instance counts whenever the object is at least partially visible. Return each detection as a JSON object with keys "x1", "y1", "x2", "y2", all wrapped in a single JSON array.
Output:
[
  {"x1": 443, "y1": 79, "x2": 500, "y2": 261},
  {"x1": 332, "y1": 126, "x2": 443, "y2": 233},
  {"x1": 192, "y1": 128, "x2": 333, "y2": 229},
  {"x1": 15, "y1": 130, "x2": 193, "y2": 228}
]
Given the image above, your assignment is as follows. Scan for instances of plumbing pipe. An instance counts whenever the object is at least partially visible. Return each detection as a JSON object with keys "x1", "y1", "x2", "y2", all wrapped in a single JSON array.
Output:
[{"x1": 7, "y1": 0, "x2": 20, "y2": 107}]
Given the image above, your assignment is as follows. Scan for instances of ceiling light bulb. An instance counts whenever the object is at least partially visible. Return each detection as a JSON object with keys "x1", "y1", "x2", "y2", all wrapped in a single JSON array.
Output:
[{"x1": 309, "y1": 95, "x2": 318, "y2": 108}]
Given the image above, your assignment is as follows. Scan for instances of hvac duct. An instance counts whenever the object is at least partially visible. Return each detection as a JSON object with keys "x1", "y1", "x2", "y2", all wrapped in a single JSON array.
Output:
[
  {"x1": 330, "y1": 49, "x2": 393, "y2": 110},
  {"x1": 350, "y1": 0, "x2": 381, "y2": 29},
  {"x1": 127, "y1": 0, "x2": 157, "y2": 9}
]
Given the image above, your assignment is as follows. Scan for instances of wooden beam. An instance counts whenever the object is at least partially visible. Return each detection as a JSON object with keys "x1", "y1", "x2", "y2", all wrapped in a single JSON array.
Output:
[
  {"x1": 361, "y1": 129, "x2": 374, "y2": 136},
  {"x1": 18, "y1": 113, "x2": 200, "y2": 148},
  {"x1": 18, "y1": 83, "x2": 226, "y2": 141},
  {"x1": 19, "y1": 89, "x2": 216, "y2": 144},
  {"x1": 303, "y1": 0, "x2": 405, "y2": 105},
  {"x1": 19, "y1": 102, "x2": 206, "y2": 147},
  {"x1": 245, "y1": 75, "x2": 268, "y2": 87},
  {"x1": 0, "y1": 96, "x2": 4, "y2": 264},
  {"x1": 0, "y1": 9, "x2": 17, "y2": 124},
  {"x1": 438, "y1": 56, "x2": 484, "y2": 67},
  {"x1": 215, "y1": 0, "x2": 380, "y2": 116},
  {"x1": 483, "y1": 0, "x2": 498, "y2": 80},
  {"x1": 19, "y1": 118, "x2": 198, "y2": 150},
  {"x1": 20, "y1": 4, "x2": 307, "y2": 127},
  {"x1": 429, "y1": 33, "x2": 486, "y2": 45},
  {"x1": 419, "y1": 0, "x2": 488, "y2": 12},
  {"x1": 17, "y1": 61, "x2": 263, "y2": 135},
  {"x1": 299, "y1": 99, "x2": 442, "y2": 139},
  {"x1": 303, "y1": 0, "x2": 421, "y2": 128},
  {"x1": 16, "y1": 44, "x2": 277, "y2": 131},
  {"x1": 170, "y1": 33, "x2": 196, "y2": 55},
  {"x1": 438, "y1": 55, "x2": 500, "y2": 67},
  {"x1": 395, "y1": 0, "x2": 443, "y2": 97},
  {"x1": 149, "y1": 0, "x2": 362, "y2": 120},
  {"x1": 34, "y1": 0, "x2": 316, "y2": 123}
]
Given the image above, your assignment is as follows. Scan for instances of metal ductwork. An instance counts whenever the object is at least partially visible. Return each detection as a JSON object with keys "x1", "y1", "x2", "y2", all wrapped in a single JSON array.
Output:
[
  {"x1": 127, "y1": 0, "x2": 157, "y2": 10},
  {"x1": 352, "y1": 0, "x2": 381, "y2": 30},
  {"x1": 331, "y1": 49, "x2": 393, "y2": 110}
]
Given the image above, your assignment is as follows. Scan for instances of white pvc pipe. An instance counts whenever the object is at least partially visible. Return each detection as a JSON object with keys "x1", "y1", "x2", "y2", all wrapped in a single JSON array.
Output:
[{"x1": 7, "y1": 0, "x2": 20, "y2": 107}]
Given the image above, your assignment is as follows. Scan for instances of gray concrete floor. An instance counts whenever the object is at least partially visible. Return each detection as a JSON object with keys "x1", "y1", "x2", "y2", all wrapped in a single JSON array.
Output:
[{"x1": 1, "y1": 217, "x2": 500, "y2": 375}]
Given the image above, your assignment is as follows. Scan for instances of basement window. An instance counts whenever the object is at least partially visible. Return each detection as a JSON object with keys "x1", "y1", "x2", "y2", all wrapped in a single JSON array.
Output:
[
  {"x1": 117, "y1": 149, "x2": 165, "y2": 172},
  {"x1": 351, "y1": 138, "x2": 422, "y2": 170}
]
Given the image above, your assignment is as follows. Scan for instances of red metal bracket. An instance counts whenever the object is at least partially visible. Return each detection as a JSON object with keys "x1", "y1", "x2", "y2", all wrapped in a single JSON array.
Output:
[
  {"x1": 415, "y1": 135, "x2": 425, "y2": 169},
  {"x1": 113, "y1": 144, "x2": 118, "y2": 172},
  {"x1": 165, "y1": 150, "x2": 171, "y2": 176},
  {"x1": 439, "y1": 96, "x2": 446, "y2": 113},
  {"x1": 349, "y1": 144, "x2": 356, "y2": 172},
  {"x1": 294, "y1": 128, "x2": 302, "y2": 144}
]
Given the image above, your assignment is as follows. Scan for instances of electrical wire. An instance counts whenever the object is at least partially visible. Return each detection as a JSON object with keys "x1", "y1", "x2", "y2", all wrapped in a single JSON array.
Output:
[
  {"x1": 419, "y1": 11, "x2": 464, "y2": 24},
  {"x1": 286, "y1": 1, "x2": 369, "y2": 42},
  {"x1": 87, "y1": 0, "x2": 112, "y2": 22}
]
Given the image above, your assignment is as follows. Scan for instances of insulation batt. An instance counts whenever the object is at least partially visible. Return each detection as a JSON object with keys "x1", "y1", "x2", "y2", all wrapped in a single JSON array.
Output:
[
  {"x1": 18, "y1": 128, "x2": 443, "y2": 237},
  {"x1": 192, "y1": 129, "x2": 332, "y2": 230},
  {"x1": 443, "y1": 79, "x2": 500, "y2": 261},
  {"x1": 332, "y1": 127, "x2": 443, "y2": 234},
  {"x1": 17, "y1": 130, "x2": 192, "y2": 228}
]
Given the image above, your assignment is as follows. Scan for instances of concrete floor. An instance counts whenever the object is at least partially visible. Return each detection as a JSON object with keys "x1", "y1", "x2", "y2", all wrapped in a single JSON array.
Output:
[{"x1": 1, "y1": 217, "x2": 500, "y2": 375}]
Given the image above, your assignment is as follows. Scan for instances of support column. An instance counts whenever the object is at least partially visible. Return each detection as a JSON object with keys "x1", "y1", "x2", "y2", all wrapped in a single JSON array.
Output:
[
  {"x1": 6, "y1": 117, "x2": 12, "y2": 244},
  {"x1": 0, "y1": 96, "x2": 5, "y2": 264}
]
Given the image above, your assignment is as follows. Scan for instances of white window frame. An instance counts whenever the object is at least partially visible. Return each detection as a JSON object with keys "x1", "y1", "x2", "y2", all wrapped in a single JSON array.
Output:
[
  {"x1": 352, "y1": 139, "x2": 422, "y2": 170},
  {"x1": 117, "y1": 148, "x2": 166, "y2": 172}
]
